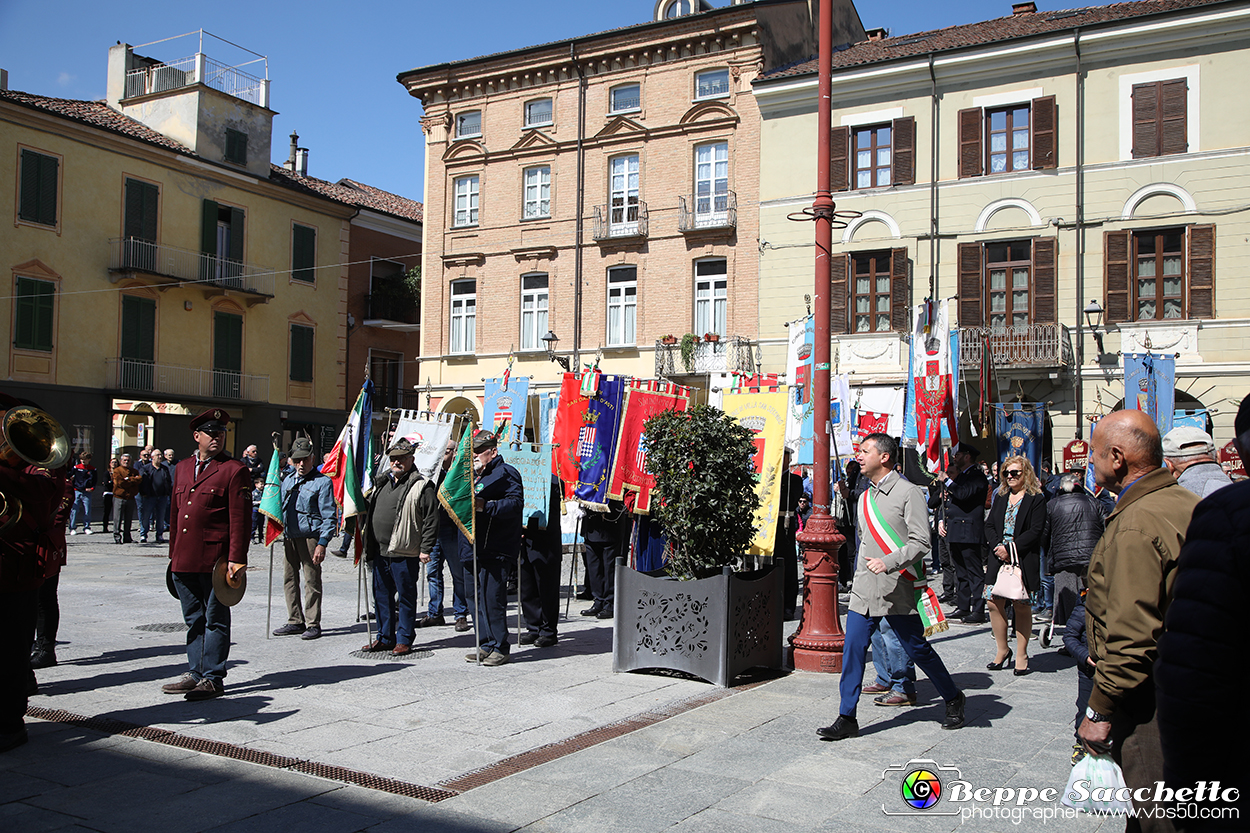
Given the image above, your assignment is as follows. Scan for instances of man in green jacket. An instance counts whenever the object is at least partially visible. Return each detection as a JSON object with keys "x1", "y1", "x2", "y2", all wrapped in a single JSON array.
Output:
[{"x1": 1080, "y1": 409, "x2": 1198, "y2": 831}]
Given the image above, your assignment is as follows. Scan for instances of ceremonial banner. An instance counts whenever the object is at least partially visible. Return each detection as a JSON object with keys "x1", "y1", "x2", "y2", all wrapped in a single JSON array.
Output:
[
  {"x1": 607, "y1": 379, "x2": 691, "y2": 514},
  {"x1": 437, "y1": 428, "x2": 475, "y2": 542},
  {"x1": 902, "y1": 325, "x2": 959, "y2": 443},
  {"x1": 856, "y1": 385, "x2": 906, "y2": 442},
  {"x1": 507, "y1": 444, "x2": 554, "y2": 529},
  {"x1": 911, "y1": 301, "x2": 958, "y2": 473},
  {"x1": 1123, "y1": 353, "x2": 1176, "y2": 435},
  {"x1": 1172, "y1": 409, "x2": 1209, "y2": 433},
  {"x1": 484, "y1": 375, "x2": 530, "y2": 444},
  {"x1": 551, "y1": 371, "x2": 626, "y2": 508},
  {"x1": 538, "y1": 392, "x2": 559, "y2": 444},
  {"x1": 785, "y1": 315, "x2": 815, "y2": 466},
  {"x1": 1062, "y1": 439, "x2": 1089, "y2": 473},
  {"x1": 995, "y1": 402, "x2": 1045, "y2": 474},
  {"x1": 390, "y1": 411, "x2": 455, "y2": 479},
  {"x1": 1219, "y1": 441, "x2": 1245, "y2": 476},
  {"x1": 830, "y1": 374, "x2": 854, "y2": 457},
  {"x1": 322, "y1": 379, "x2": 374, "y2": 520},
  {"x1": 723, "y1": 390, "x2": 788, "y2": 556},
  {"x1": 1085, "y1": 418, "x2": 1100, "y2": 494},
  {"x1": 258, "y1": 442, "x2": 284, "y2": 547}
]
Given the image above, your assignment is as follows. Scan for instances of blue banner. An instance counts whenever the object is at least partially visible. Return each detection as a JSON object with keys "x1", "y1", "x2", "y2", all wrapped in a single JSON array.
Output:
[
  {"x1": 786, "y1": 315, "x2": 815, "y2": 466},
  {"x1": 484, "y1": 376, "x2": 530, "y2": 443},
  {"x1": 574, "y1": 374, "x2": 626, "y2": 508},
  {"x1": 1085, "y1": 417, "x2": 1099, "y2": 495},
  {"x1": 505, "y1": 443, "x2": 554, "y2": 529},
  {"x1": 538, "y1": 392, "x2": 559, "y2": 444},
  {"x1": 1123, "y1": 353, "x2": 1176, "y2": 435},
  {"x1": 903, "y1": 325, "x2": 960, "y2": 443},
  {"x1": 1172, "y1": 409, "x2": 1208, "y2": 433},
  {"x1": 994, "y1": 402, "x2": 1045, "y2": 475}
]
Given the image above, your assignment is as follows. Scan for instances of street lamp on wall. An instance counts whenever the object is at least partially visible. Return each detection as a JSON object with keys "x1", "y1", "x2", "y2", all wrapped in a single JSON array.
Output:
[
  {"x1": 1084, "y1": 300, "x2": 1107, "y2": 357},
  {"x1": 541, "y1": 330, "x2": 572, "y2": 372}
]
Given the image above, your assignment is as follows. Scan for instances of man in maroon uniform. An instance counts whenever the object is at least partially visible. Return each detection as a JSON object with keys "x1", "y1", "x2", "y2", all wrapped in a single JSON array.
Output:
[{"x1": 161, "y1": 409, "x2": 251, "y2": 701}]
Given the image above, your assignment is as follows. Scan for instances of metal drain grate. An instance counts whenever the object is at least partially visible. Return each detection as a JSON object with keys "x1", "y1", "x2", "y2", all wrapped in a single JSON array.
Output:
[
  {"x1": 135, "y1": 623, "x2": 185, "y2": 632},
  {"x1": 346, "y1": 649, "x2": 434, "y2": 662},
  {"x1": 289, "y1": 760, "x2": 458, "y2": 801}
]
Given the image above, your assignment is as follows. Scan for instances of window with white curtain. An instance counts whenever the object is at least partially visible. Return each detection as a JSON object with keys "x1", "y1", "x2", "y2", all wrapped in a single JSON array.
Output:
[
  {"x1": 450, "y1": 279, "x2": 476, "y2": 353},
  {"x1": 607, "y1": 266, "x2": 637, "y2": 346},
  {"x1": 523, "y1": 166, "x2": 550, "y2": 220},
  {"x1": 520, "y1": 274, "x2": 549, "y2": 350},
  {"x1": 694, "y1": 259, "x2": 727, "y2": 336}
]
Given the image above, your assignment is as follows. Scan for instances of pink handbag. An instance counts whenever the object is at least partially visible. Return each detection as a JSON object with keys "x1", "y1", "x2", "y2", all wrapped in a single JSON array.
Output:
[{"x1": 990, "y1": 545, "x2": 1029, "y2": 601}]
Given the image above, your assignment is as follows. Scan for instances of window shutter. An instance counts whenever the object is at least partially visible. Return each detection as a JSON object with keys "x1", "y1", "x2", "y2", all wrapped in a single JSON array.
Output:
[
  {"x1": 201, "y1": 200, "x2": 218, "y2": 255},
  {"x1": 19, "y1": 150, "x2": 57, "y2": 225},
  {"x1": 125, "y1": 180, "x2": 158, "y2": 241},
  {"x1": 892, "y1": 116, "x2": 915, "y2": 186},
  {"x1": 1160, "y1": 79, "x2": 1188, "y2": 156},
  {"x1": 830, "y1": 253, "x2": 849, "y2": 334},
  {"x1": 1030, "y1": 96, "x2": 1057, "y2": 170},
  {"x1": 293, "y1": 225, "x2": 316, "y2": 283},
  {"x1": 1104, "y1": 230, "x2": 1131, "y2": 324},
  {"x1": 830, "y1": 126, "x2": 849, "y2": 192},
  {"x1": 958, "y1": 108, "x2": 983, "y2": 178},
  {"x1": 214, "y1": 312, "x2": 243, "y2": 372},
  {"x1": 957, "y1": 242, "x2": 983, "y2": 326},
  {"x1": 1131, "y1": 82, "x2": 1158, "y2": 159},
  {"x1": 890, "y1": 248, "x2": 909, "y2": 332},
  {"x1": 290, "y1": 325, "x2": 314, "y2": 382},
  {"x1": 228, "y1": 208, "x2": 246, "y2": 262},
  {"x1": 120, "y1": 296, "x2": 156, "y2": 361},
  {"x1": 36, "y1": 153, "x2": 57, "y2": 226},
  {"x1": 1032, "y1": 237, "x2": 1057, "y2": 324},
  {"x1": 1188, "y1": 224, "x2": 1214, "y2": 319},
  {"x1": 19, "y1": 150, "x2": 40, "y2": 222},
  {"x1": 14, "y1": 278, "x2": 54, "y2": 351}
]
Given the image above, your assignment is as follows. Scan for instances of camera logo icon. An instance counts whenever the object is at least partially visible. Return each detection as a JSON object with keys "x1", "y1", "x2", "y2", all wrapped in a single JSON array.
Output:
[
  {"x1": 881, "y1": 759, "x2": 963, "y2": 816},
  {"x1": 902, "y1": 768, "x2": 942, "y2": 809}
]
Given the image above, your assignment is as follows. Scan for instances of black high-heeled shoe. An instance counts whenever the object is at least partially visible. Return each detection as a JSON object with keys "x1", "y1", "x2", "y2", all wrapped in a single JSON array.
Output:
[
  {"x1": 1013, "y1": 664, "x2": 1033, "y2": 676},
  {"x1": 986, "y1": 648, "x2": 1013, "y2": 670}
]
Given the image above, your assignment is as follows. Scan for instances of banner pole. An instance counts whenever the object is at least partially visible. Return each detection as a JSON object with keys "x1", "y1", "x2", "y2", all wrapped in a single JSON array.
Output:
[
  {"x1": 266, "y1": 542, "x2": 274, "y2": 639},
  {"x1": 472, "y1": 516, "x2": 481, "y2": 666}
]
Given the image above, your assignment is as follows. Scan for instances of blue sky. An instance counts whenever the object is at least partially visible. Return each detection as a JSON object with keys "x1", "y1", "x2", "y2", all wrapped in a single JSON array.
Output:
[{"x1": 0, "y1": 0, "x2": 1051, "y2": 204}]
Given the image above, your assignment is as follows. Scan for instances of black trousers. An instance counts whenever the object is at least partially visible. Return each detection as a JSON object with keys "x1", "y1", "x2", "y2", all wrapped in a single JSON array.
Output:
[
  {"x1": 584, "y1": 541, "x2": 620, "y2": 608},
  {"x1": 949, "y1": 541, "x2": 985, "y2": 614},
  {"x1": 0, "y1": 589, "x2": 38, "y2": 735},
  {"x1": 938, "y1": 538, "x2": 956, "y2": 597},
  {"x1": 518, "y1": 541, "x2": 562, "y2": 638},
  {"x1": 33, "y1": 573, "x2": 60, "y2": 654}
]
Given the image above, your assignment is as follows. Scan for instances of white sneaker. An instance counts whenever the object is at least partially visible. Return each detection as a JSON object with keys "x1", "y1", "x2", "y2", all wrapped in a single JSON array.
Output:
[
  {"x1": 70, "y1": 529, "x2": 79, "y2": 535},
  {"x1": 84, "y1": 528, "x2": 93, "y2": 535}
]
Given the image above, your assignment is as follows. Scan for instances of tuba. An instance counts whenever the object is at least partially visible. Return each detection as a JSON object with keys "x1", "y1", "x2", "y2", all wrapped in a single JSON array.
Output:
[{"x1": 0, "y1": 406, "x2": 70, "y2": 533}]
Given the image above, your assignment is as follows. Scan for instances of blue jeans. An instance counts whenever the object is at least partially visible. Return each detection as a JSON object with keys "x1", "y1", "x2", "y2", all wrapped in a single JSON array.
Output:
[
  {"x1": 870, "y1": 617, "x2": 916, "y2": 696},
  {"x1": 137, "y1": 494, "x2": 150, "y2": 536},
  {"x1": 372, "y1": 556, "x2": 419, "y2": 646},
  {"x1": 840, "y1": 610, "x2": 959, "y2": 719},
  {"x1": 476, "y1": 554, "x2": 510, "y2": 655},
  {"x1": 429, "y1": 531, "x2": 468, "y2": 618},
  {"x1": 145, "y1": 495, "x2": 169, "y2": 540},
  {"x1": 172, "y1": 572, "x2": 231, "y2": 684},
  {"x1": 70, "y1": 490, "x2": 92, "y2": 531}
]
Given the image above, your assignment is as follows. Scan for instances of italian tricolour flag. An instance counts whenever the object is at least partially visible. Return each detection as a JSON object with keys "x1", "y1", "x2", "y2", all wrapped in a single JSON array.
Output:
[{"x1": 322, "y1": 379, "x2": 374, "y2": 522}]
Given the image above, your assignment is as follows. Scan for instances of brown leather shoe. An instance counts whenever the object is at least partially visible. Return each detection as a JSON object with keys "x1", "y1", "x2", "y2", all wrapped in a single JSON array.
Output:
[
  {"x1": 861, "y1": 682, "x2": 891, "y2": 694},
  {"x1": 391, "y1": 644, "x2": 413, "y2": 656},
  {"x1": 874, "y1": 691, "x2": 917, "y2": 707},
  {"x1": 454, "y1": 617, "x2": 470, "y2": 632},
  {"x1": 361, "y1": 639, "x2": 395, "y2": 653},
  {"x1": 162, "y1": 673, "x2": 200, "y2": 694},
  {"x1": 415, "y1": 615, "x2": 446, "y2": 628},
  {"x1": 184, "y1": 679, "x2": 224, "y2": 700}
]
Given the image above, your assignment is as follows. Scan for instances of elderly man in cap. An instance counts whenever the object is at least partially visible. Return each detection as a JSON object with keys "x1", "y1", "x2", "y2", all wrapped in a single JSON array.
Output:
[
  {"x1": 1162, "y1": 425, "x2": 1231, "y2": 499},
  {"x1": 162, "y1": 409, "x2": 251, "y2": 701},
  {"x1": 469, "y1": 430, "x2": 524, "y2": 666},
  {"x1": 363, "y1": 438, "x2": 439, "y2": 656},
  {"x1": 273, "y1": 437, "x2": 336, "y2": 640}
]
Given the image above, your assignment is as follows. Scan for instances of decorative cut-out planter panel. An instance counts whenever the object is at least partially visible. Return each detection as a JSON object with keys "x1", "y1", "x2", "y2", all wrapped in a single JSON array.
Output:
[{"x1": 611, "y1": 559, "x2": 784, "y2": 687}]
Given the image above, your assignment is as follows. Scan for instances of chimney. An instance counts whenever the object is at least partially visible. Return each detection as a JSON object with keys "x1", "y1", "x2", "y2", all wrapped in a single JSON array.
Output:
[
  {"x1": 284, "y1": 130, "x2": 299, "y2": 172},
  {"x1": 865, "y1": 27, "x2": 888, "y2": 42},
  {"x1": 0, "y1": 69, "x2": 8, "y2": 91},
  {"x1": 1012, "y1": 2, "x2": 1037, "y2": 14},
  {"x1": 296, "y1": 147, "x2": 309, "y2": 177}
]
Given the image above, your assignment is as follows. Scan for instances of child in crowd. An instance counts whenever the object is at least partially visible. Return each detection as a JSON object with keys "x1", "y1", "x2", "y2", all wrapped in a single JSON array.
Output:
[
  {"x1": 251, "y1": 476, "x2": 265, "y2": 543},
  {"x1": 1061, "y1": 584, "x2": 1094, "y2": 766}
]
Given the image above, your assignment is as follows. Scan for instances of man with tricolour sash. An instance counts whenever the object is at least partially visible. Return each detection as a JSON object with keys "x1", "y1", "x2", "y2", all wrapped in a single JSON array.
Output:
[{"x1": 817, "y1": 432, "x2": 966, "y2": 741}]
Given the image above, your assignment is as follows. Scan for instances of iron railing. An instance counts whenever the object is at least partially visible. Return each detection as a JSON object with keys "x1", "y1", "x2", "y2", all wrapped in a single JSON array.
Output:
[
  {"x1": 371, "y1": 386, "x2": 424, "y2": 412},
  {"x1": 593, "y1": 201, "x2": 648, "y2": 241},
  {"x1": 655, "y1": 335, "x2": 756, "y2": 377},
  {"x1": 124, "y1": 53, "x2": 267, "y2": 107},
  {"x1": 958, "y1": 323, "x2": 1075, "y2": 371},
  {"x1": 107, "y1": 357, "x2": 269, "y2": 402},
  {"x1": 678, "y1": 191, "x2": 737, "y2": 232},
  {"x1": 109, "y1": 238, "x2": 275, "y2": 297},
  {"x1": 366, "y1": 291, "x2": 419, "y2": 325}
]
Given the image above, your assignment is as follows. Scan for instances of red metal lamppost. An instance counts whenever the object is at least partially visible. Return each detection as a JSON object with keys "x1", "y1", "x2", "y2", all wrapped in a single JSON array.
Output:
[{"x1": 790, "y1": 0, "x2": 857, "y2": 673}]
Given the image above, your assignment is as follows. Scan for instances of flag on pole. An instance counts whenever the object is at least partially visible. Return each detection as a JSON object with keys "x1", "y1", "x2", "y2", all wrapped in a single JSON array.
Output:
[
  {"x1": 258, "y1": 442, "x2": 284, "y2": 546},
  {"x1": 437, "y1": 427, "x2": 475, "y2": 543},
  {"x1": 322, "y1": 379, "x2": 375, "y2": 521}
]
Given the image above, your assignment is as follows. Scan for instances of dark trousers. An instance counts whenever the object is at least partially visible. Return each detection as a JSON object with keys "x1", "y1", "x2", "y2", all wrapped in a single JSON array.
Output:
[
  {"x1": 584, "y1": 541, "x2": 619, "y2": 608},
  {"x1": 938, "y1": 538, "x2": 956, "y2": 597},
  {"x1": 519, "y1": 540, "x2": 561, "y2": 638},
  {"x1": 776, "y1": 526, "x2": 798, "y2": 616},
  {"x1": 839, "y1": 610, "x2": 959, "y2": 719},
  {"x1": 172, "y1": 572, "x2": 231, "y2": 684},
  {"x1": 112, "y1": 497, "x2": 136, "y2": 542},
  {"x1": 33, "y1": 573, "x2": 60, "y2": 654},
  {"x1": 475, "y1": 555, "x2": 510, "y2": 655},
  {"x1": 1075, "y1": 671, "x2": 1094, "y2": 738},
  {"x1": 0, "y1": 589, "x2": 38, "y2": 735},
  {"x1": 372, "y1": 556, "x2": 419, "y2": 646},
  {"x1": 949, "y1": 541, "x2": 985, "y2": 614},
  {"x1": 101, "y1": 494, "x2": 113, "y2": 532},
  {"x1": 1110, "y1": 686, "x2": 1172, "y2": 833}
]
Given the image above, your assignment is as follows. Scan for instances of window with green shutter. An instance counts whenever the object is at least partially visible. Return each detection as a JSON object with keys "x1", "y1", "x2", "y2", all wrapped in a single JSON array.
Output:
[
  {"x1": 124, "y1": 179, "x2": 159, "y2": 242},
  {"x1": 225, "y1": 128, "x2": 248, "y2": 165},
  {"x1": 19, "y1": 149, "x2": 59, "y2": 227},
  {"x1": 213, "y1": 311, "x2": 244, "y2": 399},
  {"x1": 292, "y1": 225, "x2": 316, "y2": 283},
  {"x1": 14, "y1": 277, "x2": 55, "y2": 351},
  {"x1": 289, "y1": 324, "x2": 314, "y2": 382}
]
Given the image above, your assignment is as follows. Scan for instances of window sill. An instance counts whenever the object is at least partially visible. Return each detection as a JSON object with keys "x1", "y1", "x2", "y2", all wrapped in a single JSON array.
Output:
[
  {"x1": 608, "y1": 108, "x2": 641, "y2": 117},
  {"x1": 450, "y1": 224, "x2": 480, "y2": 231},
  {"x1": 693, "y1": 94, "x2": 730, "y2": 103},
  {"x1": 603, "y1": 344, "x2": 638, "y2": 354},
  {"x1": 520, "y1": 215, "x2": 552, "y2": 223},
  {"x1": 523, "y1": 122, "x2": 553, "y2": 130},
  {"x1": 454, "y1": 133, "x2": 482, "y2": 141}
]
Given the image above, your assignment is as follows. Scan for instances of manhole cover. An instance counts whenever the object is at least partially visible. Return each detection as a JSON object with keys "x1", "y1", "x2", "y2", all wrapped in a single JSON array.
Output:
[
  {"x1": 346, "y1": 649, "x2": 433, "y2": 662},
  {"x1": 135, "y1": 623, "x2": 185, "y2": 632}
]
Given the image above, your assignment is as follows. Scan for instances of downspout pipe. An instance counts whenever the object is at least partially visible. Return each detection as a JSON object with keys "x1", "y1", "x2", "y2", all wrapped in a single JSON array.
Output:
[
  {"x1": 1074, "y1": 29, "x2": 1085, "y2": 438},
  {"x1": 928, "y1": 53, "x2": 938, "y2": 302},
  {"x1": 572, "y1": 44, "x2": 587, "y2": 373}
]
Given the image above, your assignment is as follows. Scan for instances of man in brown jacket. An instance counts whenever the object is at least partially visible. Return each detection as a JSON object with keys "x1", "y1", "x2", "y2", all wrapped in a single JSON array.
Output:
[
  {"x1": 1080, "y1": 409, "x2": 1198, "y2": 831},
  {"x1": 111, "y1": 453, "x2": 143, "y2": 544}
]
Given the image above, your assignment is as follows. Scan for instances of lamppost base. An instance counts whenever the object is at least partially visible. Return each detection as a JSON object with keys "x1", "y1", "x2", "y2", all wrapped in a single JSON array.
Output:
[{"x1": 789, "y1": 511, "x2": 846, "y2": 674}]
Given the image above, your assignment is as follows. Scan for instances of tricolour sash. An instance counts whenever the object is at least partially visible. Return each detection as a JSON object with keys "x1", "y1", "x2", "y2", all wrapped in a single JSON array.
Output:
[{"x1": 859, "y1": 484, "x2": 949, "y2": 637}]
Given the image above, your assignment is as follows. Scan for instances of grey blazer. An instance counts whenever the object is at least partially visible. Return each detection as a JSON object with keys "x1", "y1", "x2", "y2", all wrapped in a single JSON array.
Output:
[{"x1": 848, "y1": 470, "x2": 931, "y2": 617}]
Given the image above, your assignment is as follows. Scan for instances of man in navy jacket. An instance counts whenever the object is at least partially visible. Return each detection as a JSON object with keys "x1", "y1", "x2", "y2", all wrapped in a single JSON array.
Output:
[
  {"x1": 940, "y1": 442, "x2": 989, "y2": 624},
  {"x1": 469, "y1": 430, "x2": 523, "y2": 666}
]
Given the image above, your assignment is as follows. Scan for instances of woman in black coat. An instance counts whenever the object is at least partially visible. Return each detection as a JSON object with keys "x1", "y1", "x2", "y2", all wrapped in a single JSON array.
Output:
[{"x1": 984, "y1": 456, "x2": 1048, "y2": 675}]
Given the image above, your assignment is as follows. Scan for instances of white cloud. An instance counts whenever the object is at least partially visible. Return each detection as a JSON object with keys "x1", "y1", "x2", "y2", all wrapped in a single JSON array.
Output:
[{"x1": 57, "y1": 72, "x2": 75, "y2": 87}]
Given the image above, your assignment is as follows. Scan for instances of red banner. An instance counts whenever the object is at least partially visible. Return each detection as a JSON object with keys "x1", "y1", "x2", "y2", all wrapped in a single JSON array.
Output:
[
  {"x1": 606, "y1": 379, "x2": 691, "y2": 514},
  {"x1": 551, "y1": 372, "x2": 590, "y2": 500},
  {"x1": 1062, "y1": 439, "x2": 1089, "y2": 472},
  {"x1": 1219, "y1": 441, "x2": 1245, "y2": 476}
]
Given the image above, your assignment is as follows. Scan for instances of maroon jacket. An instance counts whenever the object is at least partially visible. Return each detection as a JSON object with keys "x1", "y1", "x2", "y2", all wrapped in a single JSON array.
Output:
[
  {"x1": 168, "y1": 453, "x2": 251, "y2": 573},
  {"x1": 0, "y1": 464, "x2": 65, "y2": 591}
]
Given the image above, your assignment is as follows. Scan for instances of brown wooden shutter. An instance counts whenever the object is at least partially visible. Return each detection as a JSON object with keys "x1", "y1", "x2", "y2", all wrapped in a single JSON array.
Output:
[
  {"x1": 830, "y1": 253, "x2": 849, "y2": 334},
  {"x1": 1032, "y1": 237, "x2": 1057, "y2": 323},
  {"x1": 958, "y1": 108, "x2": 983, "y2": 178},
  {"x1": 891, "y1": 117, "x2": 915, "y2": 186},
  {"x1": 830, "y1": 126, "x2": 850, "y2": 192},
  {"x1": 1131, "y1": 82, "x2": 1158, "y2": 159},
  {"x1": 1160, "y1": 79, "x2": 1188, "y2": 156},
  {"x1": 958, "y1": 242, "x2": 983, "y2": 326},
  {"x1": 1188, "y1": 224, "x2": 1214, "y2": 319},
  {"x1": 1031, "y1": 95, "x2": 1057, "y2": 170},
  {"x1": 1104, "y1": 230, "x2": 1131, "y2": 324},
  {"x1": 890, "y1": 247, "x2": 909, "y2": 332}
]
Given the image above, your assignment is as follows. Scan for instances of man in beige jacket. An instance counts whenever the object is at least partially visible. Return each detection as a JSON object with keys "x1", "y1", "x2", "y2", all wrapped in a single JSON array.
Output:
[{"x1": 1080, "y1": 409, "x2": 1198, "y2": 831}]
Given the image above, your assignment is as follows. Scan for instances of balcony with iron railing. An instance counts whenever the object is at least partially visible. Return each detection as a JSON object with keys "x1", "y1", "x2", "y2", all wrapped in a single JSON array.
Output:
[
  {"x1": 109, "y1": 238, "x2": 275, "y2": 302},
  {"x1": 364, "y1": 288, "x2": 421, "y2": 332},
  {"x1": 593, "y1": 201, "x2": 648, "y2": 242},
  {"x1": 124, "y1": 52, "x2": 269, "y2": 108},
  {"x1": 958, "y1": 323, "x2": 1075, "y2": 373},
  {"x1": 655, "y1": 335, "x2": 757, "y2": 377},
  {"x1": 371, "y1": 385, "x2": 424, "y2": 412},
  {"x1": 106, "y1": 357, "x2": 269, "y2": 402},
  {"x1": 678, "y1": 191, "x2": 737, "y2": 233}
]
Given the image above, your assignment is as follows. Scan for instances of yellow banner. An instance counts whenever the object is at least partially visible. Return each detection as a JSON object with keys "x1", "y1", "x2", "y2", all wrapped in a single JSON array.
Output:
[{"x1": 723, "y1": 390, "x2": 788, "y2": 556}]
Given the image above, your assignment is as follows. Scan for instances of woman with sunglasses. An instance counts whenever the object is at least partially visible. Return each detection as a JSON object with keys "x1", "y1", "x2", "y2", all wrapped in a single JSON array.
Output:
[{"x1": 984, "y1": 455, "x2": 1048, "y2": 675}]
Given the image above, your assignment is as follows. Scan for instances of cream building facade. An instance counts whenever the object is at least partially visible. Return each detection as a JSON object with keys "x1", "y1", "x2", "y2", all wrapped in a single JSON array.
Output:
[{"x1": 754, "y1": 0, "x2": 1250, "y2": 455}]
